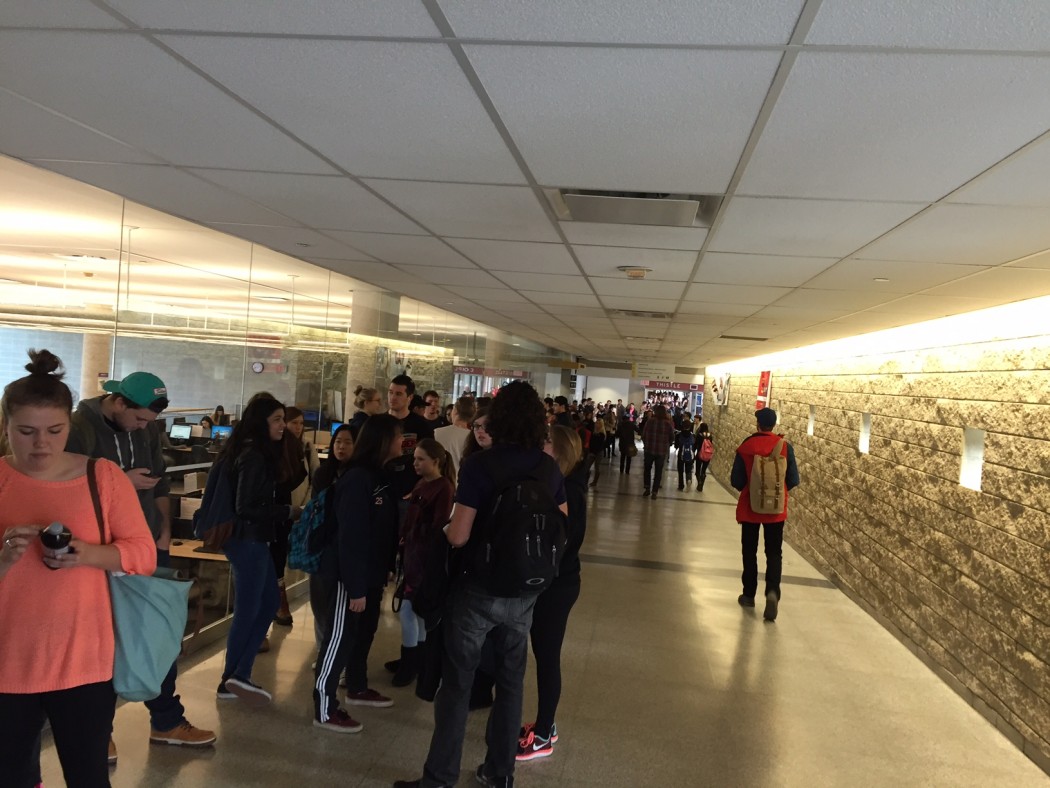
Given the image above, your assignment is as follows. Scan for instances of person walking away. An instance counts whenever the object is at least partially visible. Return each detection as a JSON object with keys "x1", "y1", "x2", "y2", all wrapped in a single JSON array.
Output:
[
  {"x1": 66, "y1": 370, "x2": 215, "y2": 753},
  {"x1": 394, "y1": 381, "x2": 568, "y2": 788},
  {"x1": 695, "y1": 422, "x2": 714, "y2": 492},
  {"x1": 731, "y1": 408, "x2": 800, "y2": 622},
  {"x1": 587, "y1": 417, "x2": 606, "y2": 487},
  {"x1": 517, "y1": 425, "x2": 589, "y2": 762},
  {"x1": 616, "y1": 414, "x2": 636, "y2": 475},
  {"x1": 389, "y1": 439, "x2": 455, "y2": 688},
  {"x1": 1, "y1": 349, "x2": 157, "y2": 786},
  {"x1": 217, "y1": 397, "x2": 302, "y2": 704},
  {"x1": 313, "y1": 415, "x2": 402, "y2": 732},
  {"x1": 675, "y1": 424, "x2": 696, "y2": 491},
  {"x1": 640, "y1": 405, "x2": 674, "y2": 499}
]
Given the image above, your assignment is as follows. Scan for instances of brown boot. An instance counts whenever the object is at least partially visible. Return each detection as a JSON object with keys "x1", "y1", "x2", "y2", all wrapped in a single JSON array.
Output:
[{"x1": 274, "y1": 580, "x2": 293, "y2": 626}]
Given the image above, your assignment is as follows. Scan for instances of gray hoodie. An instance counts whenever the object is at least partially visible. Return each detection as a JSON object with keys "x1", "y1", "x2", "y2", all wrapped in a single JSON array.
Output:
[{"x1": 66, "y1": 396, "x2": 169, "y2": 542}]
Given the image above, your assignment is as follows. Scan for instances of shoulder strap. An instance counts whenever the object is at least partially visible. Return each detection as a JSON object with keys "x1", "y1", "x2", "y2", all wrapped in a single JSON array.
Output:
[
  {"x1": 767, "y1": 437, "x2": 787, "y2": 459},
  {"x1": 86, "y1": 457, "x2": 108, "y2": 544}
]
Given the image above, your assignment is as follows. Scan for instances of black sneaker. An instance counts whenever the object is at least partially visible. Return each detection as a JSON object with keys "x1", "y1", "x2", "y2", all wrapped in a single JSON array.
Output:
[
  {"x1": 216, "y1": 681, "x2": 236, "y2": 700},
  {"x1": 738, "y1": 594, "x2": 755, "y2": 608},
  {"x1": 475, "y1": 763, "x2": 513, "y2": 787},
  {"x1": 641, "y1": 489, "x2": 650, "y2": 497},
  {"x1": 225, "y1": 676, "x2": 272, "y2": 705},
  {"x1": 763, "y1": 591, "x2": 779, "y2": 622}
]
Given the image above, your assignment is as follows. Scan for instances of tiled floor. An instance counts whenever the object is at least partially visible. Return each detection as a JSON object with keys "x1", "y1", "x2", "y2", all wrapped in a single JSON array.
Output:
[{"x1": 41, "y1": 461, "x2": 1049, "y2": 786}]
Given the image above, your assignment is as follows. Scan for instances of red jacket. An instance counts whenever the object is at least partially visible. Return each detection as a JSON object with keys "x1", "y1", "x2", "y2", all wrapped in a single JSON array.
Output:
[{"x1": 731, "y1": 431, "x2": 800, "y2": 523}]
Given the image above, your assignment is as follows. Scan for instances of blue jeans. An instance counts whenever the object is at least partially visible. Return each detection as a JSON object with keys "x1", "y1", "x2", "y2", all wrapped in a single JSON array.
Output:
[
  {"x1": 222, "y1": 539, "x2": 279, "y2": 682},
  {"x1": 400, "y1": 599, "x2": 427, "y2": 647},
  {"x1": 145, "y1": 548, "x2": 186, "y2": 731},
  {"x1": 422, "y1": 584, "x2": 536, "y2": 787}
]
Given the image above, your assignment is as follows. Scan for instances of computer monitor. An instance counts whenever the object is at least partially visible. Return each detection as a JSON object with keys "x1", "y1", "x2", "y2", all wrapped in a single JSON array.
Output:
[
  {"x1": 211, "y1": 426, "x2": 233, "y2": 440},
  {"x1": 169, "y1": 424, "x2": 192, "y2": 441},
  {"x1": 330, "y1": 421, "x2": 344, "y2": 436}
]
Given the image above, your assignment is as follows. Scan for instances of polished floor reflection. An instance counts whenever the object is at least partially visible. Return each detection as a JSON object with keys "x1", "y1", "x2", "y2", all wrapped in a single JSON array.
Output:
[{"x1": 41, "y1": 462, "x2": 1048, "y2": 786}]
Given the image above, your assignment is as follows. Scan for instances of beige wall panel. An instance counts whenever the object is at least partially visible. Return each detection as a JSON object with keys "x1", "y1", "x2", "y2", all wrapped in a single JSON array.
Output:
[{"x1": 985, "y1": 433, "x2": 1050, "y2": 477}]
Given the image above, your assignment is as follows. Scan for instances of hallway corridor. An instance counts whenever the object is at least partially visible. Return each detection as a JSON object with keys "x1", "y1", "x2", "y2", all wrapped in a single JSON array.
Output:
[{"x1": 41, "y1": 460, "x2": 1048, "y2": 787}]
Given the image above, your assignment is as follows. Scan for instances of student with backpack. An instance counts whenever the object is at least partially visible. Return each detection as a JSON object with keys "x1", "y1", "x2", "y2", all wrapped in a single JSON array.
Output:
[
  {"x1": 395, "y1": 381, "x2": 568, "y2": 788},
  {"x1": 313, "y1": 415, "x2": 402, "y2": 733},
  {"x1": 386, "y1": 438, "x2": 456, "y2": 688},
  {"x1": 675, "y1": 425, "x2": 696, "y2": 491},
  {"x1": 695, "y1": 422, "x2": 715, "y2": 492},
  {"x1": 730, "y1": 408, "x2": 800, "y2": 622}
]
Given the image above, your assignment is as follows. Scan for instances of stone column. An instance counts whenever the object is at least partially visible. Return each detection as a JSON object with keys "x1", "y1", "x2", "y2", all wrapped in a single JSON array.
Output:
[{"x1": 80, "y1": 332, "x2": 113, "y2": 400}]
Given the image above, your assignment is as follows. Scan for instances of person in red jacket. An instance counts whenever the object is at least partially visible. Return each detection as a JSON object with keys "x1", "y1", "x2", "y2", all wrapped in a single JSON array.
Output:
[{"x1": 730, "y1": 408, "x2": 800, "y2": 622}]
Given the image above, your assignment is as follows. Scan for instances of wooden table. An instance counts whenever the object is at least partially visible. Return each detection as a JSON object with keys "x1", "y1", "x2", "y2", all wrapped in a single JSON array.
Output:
[{"x1": 169, "y1": 539, "x2": 229, "y2": 640}]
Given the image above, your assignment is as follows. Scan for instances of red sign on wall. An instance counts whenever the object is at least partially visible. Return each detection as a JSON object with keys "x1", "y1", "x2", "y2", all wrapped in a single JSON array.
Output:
[
  {"x1": 756, "y1": 371, "x2": 772, "y2": 409},
  {"x1": 641, "y1": 380, "x2": 704, "y2": 392}
]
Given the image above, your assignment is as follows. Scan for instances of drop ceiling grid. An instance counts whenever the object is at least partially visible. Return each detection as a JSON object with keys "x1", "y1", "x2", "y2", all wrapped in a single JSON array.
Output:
[
  {"x1": 104, "y1": 0, "x2": 442, "y2": 37},
  {"x1": 947, "y1": 134, "x2": 1050, "y2": 208},
  {"x1": 158, "y1": 35, "x2": 525, "y2": 184},
  {"x1": 0, "y1": 32, "x2": 332, "y2": 173},
  {"x1": 462, "y1": 45, "x2": 785, "y2": 193},
  {"x1": 443, "y1": 238, "x2": 576, "y2": 274},
  {"x1": 693, "y1": 252, "x2": 839, "y2": 287}
]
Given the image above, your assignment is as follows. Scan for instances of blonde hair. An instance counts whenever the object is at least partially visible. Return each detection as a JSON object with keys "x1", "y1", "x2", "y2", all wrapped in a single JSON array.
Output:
[
  {"x1": 547, "y1": 425, "x2": 582, "y2": 477},
  {"x1": 354, "y1": 385, "x2": 378, "y2": 411}
]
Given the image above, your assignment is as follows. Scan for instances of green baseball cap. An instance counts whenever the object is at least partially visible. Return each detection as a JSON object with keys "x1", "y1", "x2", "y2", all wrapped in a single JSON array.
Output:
[{"x1": 103, "y1": 372, "x2": 169, "y2": 413}]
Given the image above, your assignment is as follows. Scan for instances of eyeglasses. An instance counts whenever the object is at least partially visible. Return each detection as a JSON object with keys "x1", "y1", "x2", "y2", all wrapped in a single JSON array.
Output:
[{"x1": 472, "y1": 423, "x2": 488, "y2": 432}]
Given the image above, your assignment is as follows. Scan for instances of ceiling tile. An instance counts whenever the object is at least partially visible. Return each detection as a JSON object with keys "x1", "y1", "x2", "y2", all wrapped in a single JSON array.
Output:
[
  {"x1": 308, "y1": 260, "x2": 419, "y2": 284},
  {"x1": 694, "y1": 252, "x2": 838, "y2": 287},
  {"x1": 807, "y1": 1, "x2": 1050, "y2": 50},
  {"x1": 189, "y1": 170, "x2": 425, "y2": 235},
  {"x1": 562, "y1": 222, "x2": 708, "y2": 251},
  {"x1": 442, "y1": 0, "x2": 804, "y2": 44},
  {"x1": 327, "y1": 233, "x2": 472, "y2": 267},
  {"x1": 857, "y1": 204, "x2": 1050, "y2": 265},
  {"x1": 602, "y1": 296, "x2": 681, "y2": 312},
  {"x1": 464, "y1": 45, "x2": 782, "y2": 192},
  {"x1": 363, "y1": 182, "x2": 558, "y2": 242},
  {"x1": 399, "y1": 265, "x2": 502, "y2": 289},
  {"x1": 0, "y1": 91, "x2": 159, "y2": 165},
  {"x1": 35, "y1": 161, "x2": 295, "y2": 226},
  {"x1": 455, "y1": 286, "x2": 530, "y2": 303},
  {"x1": 544, "y1": 306, "x2": 609, "y2": 319},
  {"x1": 1005, "y1": 250, "x2": 1050, "y2": 270},
  {"x1": 163, "y1": 37, "x2": 524, "y2": 183},
  {"x1": 738, "y1": 52, "x2": 1050, "y2": 201},
  {"x1": 521, "y1": 290, "x2": 602, "y2": 307},
  {"x1": 573, "y1": 246, "x2": 698, "y2": 280},
  {"x1": 683, "y1": 282, "x2": 789, "y2": 305},
  {"x1": 922, "y1": 267, "x2": 1050, "y2": 301},
  {"x1": 445, "y1": 238, "x2": 576, "y2": 274},
  {"x1": 494, "y1": 271, "x2": 593, "y2": 293},
  {"x1": 590, "y1": 278, "x2": 686, "y2": 299},
  {"x1": 0, "y1": 1, "x2": 127, "y2": 28},
  {"x1": 947, "y1": 136, "x2": 1050, "y2": 208},
  {"x1": 677, "y1": 301, "x2": 760, "y2": 317},
  {"x1": 862, "y1": 293, "x2": 1001, "y2": 316},
  {"x1": 709, "y1": 197, "x2": 921, "y2": 257},
  {"x1": 805, "y1": 259, "x2": 984, "y2": 293},
  {"x1": 772, "y1": 288, "x2": 899, "y2": 311},
  {"x1": 0, "y1": 32, "x2": 332, "y2": 172},
  {"x1": 109, "y1": 0, "x2": 439, "y2": 35},
  {"x1": 208, "y1": 223, "x2": 359, "y2": 259}
]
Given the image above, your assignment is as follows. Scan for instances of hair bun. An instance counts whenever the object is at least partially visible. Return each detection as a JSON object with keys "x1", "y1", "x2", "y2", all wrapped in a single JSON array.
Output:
[
  {"x1": 354, "y1": 385, "x2": 364, "y2": 396},
  {"x1": 24, "y1": 349, "x2": 65, "y2": 380}
]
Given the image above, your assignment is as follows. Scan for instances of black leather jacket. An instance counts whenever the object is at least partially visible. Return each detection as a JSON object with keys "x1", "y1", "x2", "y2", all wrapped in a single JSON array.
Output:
[{"x1": 232, "y1": 446, "x2": 291, "y2": 543}]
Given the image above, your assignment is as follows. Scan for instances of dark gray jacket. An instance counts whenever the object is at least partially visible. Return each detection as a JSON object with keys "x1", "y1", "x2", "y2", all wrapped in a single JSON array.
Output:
[{"x1": 67, "y1": 396, "x2": 169, "y2": 542}]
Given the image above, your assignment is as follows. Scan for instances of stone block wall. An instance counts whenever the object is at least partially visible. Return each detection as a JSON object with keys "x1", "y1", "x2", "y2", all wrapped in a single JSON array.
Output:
[{"x1": 705, "y1": 335, "x2": 1050, "y2": 772}]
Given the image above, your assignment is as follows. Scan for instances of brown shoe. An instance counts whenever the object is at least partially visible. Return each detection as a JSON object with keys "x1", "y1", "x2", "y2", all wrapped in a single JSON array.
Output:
[
  {"x1": 108, "y1": 737, "x2": 117, "y2": 765},
  {"x1": 150, "y1": 721, "x2": 217, "y2": 747},
  {"x1": 274, "y1": 588, "x2": 293, "y2": 626},
  {"x1": 258, "y1": 636, "x2": 270, "y2": 653}
]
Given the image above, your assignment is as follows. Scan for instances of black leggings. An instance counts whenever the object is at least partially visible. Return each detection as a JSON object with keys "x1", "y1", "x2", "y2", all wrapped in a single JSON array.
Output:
[
  {"x1": 529, "y1": 578, "x2": 581, "y2": 739},
  {"x1": 0, "y1": 680, "x2": 116, "y2": 788}
]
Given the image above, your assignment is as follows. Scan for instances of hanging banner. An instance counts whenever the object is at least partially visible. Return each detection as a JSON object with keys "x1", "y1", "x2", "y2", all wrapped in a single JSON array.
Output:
[
  {"x1": 756, "y1": 371, "x2": 772, "y2": 409},
  {"x1": 641, "y1": 380, "x2": 704, "y2": 392}
]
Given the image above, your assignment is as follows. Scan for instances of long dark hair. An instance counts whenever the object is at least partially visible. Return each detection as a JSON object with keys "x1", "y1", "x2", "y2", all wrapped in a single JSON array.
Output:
[
  {"x1": 462, "y1": 407, "x2": 488, "y2": 459},
  {"x1": 2, "y1": 349, "x2": 73, "y2": 420},
  {"x1": 218, "y1": 396, "x2": 286, "y2": 479},
  {"x1": 487, "y1": 381, "x2": 545, "y2": 449},
  {"x1": 314, "y1": 423, "x2": 354, "y2": 491},
  {"x1": 415, "y1": 437, "x2": 456, "y2": 487},
  {"x1": 349, "y1": 413, "x2": 401, "y2": 472}
]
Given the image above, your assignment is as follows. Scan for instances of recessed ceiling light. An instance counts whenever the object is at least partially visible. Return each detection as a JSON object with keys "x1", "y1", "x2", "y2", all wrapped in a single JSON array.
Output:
[
  {"x1": 411, "y1": 332, "x2": 421, "y2": 336},
  {"x1": 295, "y1": 242, "x2": 311, "y2": 248},
  {"x1": 512, "y1": 343, "x2": 520, "y2": 347},
  {"x1": 616, "y1": 266, "x2": 653, "y2": 280},
  {"x1": 54, "y1": 254, "x2": 110, "y2": 263},
  {"x1": 873, "y1": 277, "x2": 890, "y2": 282}
]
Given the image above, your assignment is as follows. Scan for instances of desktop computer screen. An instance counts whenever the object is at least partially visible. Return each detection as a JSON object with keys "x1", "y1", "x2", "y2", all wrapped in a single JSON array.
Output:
[
  {"x1": 211, "y1": 426, "x2": 233, "y2": 440},
  {"x1": 330, "y1": 421, "x2": 344, "y2": 435},
  {"x1": 170, "y1": 424, "x2": 192, "y2": 441}
]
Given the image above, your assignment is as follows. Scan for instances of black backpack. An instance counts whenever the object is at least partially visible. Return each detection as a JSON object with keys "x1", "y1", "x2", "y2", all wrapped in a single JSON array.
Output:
[{"x1": 468, "y1": 455, "x2": 567, "y2": 597}]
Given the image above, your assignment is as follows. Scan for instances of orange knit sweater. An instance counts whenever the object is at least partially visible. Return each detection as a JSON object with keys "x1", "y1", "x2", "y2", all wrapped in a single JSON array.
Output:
[{"x1": 0, "y1": 458, "x2": 157, "y2": 694}]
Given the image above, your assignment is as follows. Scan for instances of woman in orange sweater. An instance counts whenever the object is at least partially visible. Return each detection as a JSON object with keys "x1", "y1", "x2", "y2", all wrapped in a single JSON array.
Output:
[{"x1": 0, "y1": 350, "x2": 157, "y2": 788}]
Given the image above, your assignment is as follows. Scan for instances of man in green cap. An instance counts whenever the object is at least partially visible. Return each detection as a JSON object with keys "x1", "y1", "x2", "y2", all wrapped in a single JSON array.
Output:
[{"x1": 67, "y1": 371, "x2": 216, "y2": 758}]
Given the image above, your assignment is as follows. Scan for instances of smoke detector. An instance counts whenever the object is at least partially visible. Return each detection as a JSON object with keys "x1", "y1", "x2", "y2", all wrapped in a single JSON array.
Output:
[{"x1": 617, "y1": 266, "x2": 652, "y2": 280}]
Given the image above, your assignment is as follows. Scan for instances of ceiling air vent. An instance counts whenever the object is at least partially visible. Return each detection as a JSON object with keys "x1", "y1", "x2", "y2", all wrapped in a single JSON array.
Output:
[
  {"x1": 719, "y1": 335, "x2": 768, "y2": 341},
  {"x1": 546, "y1": 189, "x2": 721, "y2": 228},
  {"x1": 609, "y1": 309, "x2": 675, "y2": 320}
]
